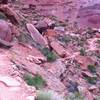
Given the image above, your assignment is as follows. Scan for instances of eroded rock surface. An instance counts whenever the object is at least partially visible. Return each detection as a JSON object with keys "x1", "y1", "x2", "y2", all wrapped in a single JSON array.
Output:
[
  {"x1": 0, "y1": 51, "x2": 36, "y2": 100},
  {"x1": 0, "y1": 20, "x2": 12, "y2": 42},
  {"x1": 0, "y1": 0, "x2": 100, "y2": 99}
]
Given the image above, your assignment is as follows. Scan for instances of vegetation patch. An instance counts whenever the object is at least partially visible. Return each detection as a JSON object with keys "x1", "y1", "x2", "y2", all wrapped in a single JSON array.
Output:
[
  {"x1": 23, "y1": 74, "x2": 46, "y2": 89},
  {"x1": 57, "y1": 35, "x2": 71, "y2": 44},
  {"x1": 36, "y1": 90, "x2": 64, "y2": 100},
  {"x1": 0, "y1": 12, "x2": 7, "y2": 20},
  {"x1": 66, "y1": 92, "x2": 84, "y2": 100},
  {"x1": 42, "y1": 47, "x2": 57, "y2": 62},
  {"x1": 88, "y1": 64, "x2": 96, "y2": 73},
  {"x1": 79, "y1": 48, "x2": 86, "y2": 56},
  {"x1": 85, "y1": 75, "x2": 97, "y2": 84}
]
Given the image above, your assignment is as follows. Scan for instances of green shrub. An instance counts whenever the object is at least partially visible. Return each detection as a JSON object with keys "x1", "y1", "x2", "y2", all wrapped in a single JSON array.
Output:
[
  {"x1": 42, "y1": 48, "x2": 57, "y2": 62},
  {"x1": 80, "y1": 48, "x2": 86, "y2": 56},
  {"x1": 0, "y1": 12, "x2": 7, "y2": 19},
  {"x1": 57, "y1": 36, "x2": 71, "y2": 44},
  {"x1": 36, "y1": 90, "x2": 51, "y2": 100},
  {"x1": 88, "y1": 64, "x2": 96, "y2": 73},
  {"x1": 85, "y1": 75, "x2": 97, "y2": 84},
  {"x1": 23, "y1": 74, "x2": 46, "y2": 89},
  {"x1": 66, "y1": 92, "x2": 84, "y2": 100},
  {"x1": 78, "y1": 38, "x2": 85, "y2": 47},
  {"x1": 36, "y1": 90, "x2": 64, "y2": 100}
]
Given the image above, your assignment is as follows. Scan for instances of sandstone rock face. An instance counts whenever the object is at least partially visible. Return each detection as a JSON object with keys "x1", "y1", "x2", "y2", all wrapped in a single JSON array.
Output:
[
  {"x1": 0, "y1": 51, "x2": 36, "y2": 100},
  {"x1": 0, "y1": 76, "x2": 21, "y2": 87},
  {"x1": 0, "y1": 20, "x2": 12, "y2": 42},
  {"x1": 77, "y1": 4, "x2": 100, "y2": 28},
  {"x1": 0, "y1": 78, "x2": 35, "y2": 100},
  {"x1": 9, "y1": 44, "x2": 66, "y2": 93},
  {"x1": 11, "y1": 44, "x2": 47, "y2": 63},
  {"x1": 26, "y1": 23, "x2": 48, "y2": 46},
  {"x1": 22, "y1": 0, "x2": 81, "y2": 22},
  {"x1": 0, "y1": 0, "x2": 100, "y2": 99},
  {"x1": 0, "y1": 5, "x2": 20, "y2": 24},
  {"x1": 75, "y1": 55, "x2": 96, "y2": 70},
  {"x1": 23, "y1": 0, "x2": 100, "y2": 27},
  {"x1": 0, "y1": 75, "x2": 35, "y2": 100},
  {"x1": 50, "y1": 41, "x2": 67, "y2": 57},
  {"x1": 43, "y1": 59, "x2": 66, "y2": 78}
]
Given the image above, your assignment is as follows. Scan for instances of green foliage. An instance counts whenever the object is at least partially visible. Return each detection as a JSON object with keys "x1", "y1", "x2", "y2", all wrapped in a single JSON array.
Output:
[
  {"x1": 36, "y1": 90, "x2": 64, "y2": 100},
  {"x1": 78, "y1": 38, "x2": 86, "y2": 47},
  {"x1": 85, "y1": 75, "x2": 97, "y2": 84},
  {"x1": 80, "y1": 48, "x2": 86, "y2": 56},
  {"x1": 58, "y1": 36, "x2": 71, "y2": 44},
  {"x1": 0, "y1": 12, "x2": 7, "y2": 20},
  {"x1": 88, "y1": 64, "x2": 96, "y2": 73},
  {"x1": 42, "y1": 48, "x2": 57, "y2": 62},
  {"x1": 66, "y1": 92, "x2": 84, "y2": 100},
  {"x1": 23, "y1": 74, "x2": 46, "y2": 89},
  {"x1": 36, "y1": 90, "x2": 51, "y2": 100}
]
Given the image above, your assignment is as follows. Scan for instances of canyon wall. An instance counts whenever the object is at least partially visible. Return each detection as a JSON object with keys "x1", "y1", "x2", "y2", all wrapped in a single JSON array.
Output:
[{"x1": 22, "y1": 0, "x2": 100, "y2": 28}]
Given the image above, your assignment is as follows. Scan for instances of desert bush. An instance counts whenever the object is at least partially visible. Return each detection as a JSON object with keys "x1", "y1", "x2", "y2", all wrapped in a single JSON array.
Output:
[
  {"x1": 85, "y1": 75, "x2": 97, "y2": 84},
  {"x1": 80, "y1": 48, "x2": 86, "y2": 56},
  {"x1": 88, "y1": 64, "x2": 96, "y2": 73},
  {"x1": 42, "y1": 47, "x2": 57, "y2": 62},
  {"x1": 66, "y1": 92, "x2": 84, "y2": 100},
  {"x1": 0, "y1": 12, "x2": 7, "y2": 19},
  {"x1": 23, "y1": 74, "x2": 46, "y2": 89},
  {"x1": 36, "y1": 90, "x2": 64, "y2": 100}
]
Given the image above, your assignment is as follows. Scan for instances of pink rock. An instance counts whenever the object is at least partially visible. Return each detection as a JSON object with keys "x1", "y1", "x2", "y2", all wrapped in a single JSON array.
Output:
[
  {"x1": 0, "y1": 79, "x2": 36, "y2": 100},
  {"x1": 0, "y1": 76, "x2": 21, "y2": 87},
  {"x1": 46, "y1": 74, "x2": 66, "y2": 93},
  {"x1": 0, "y1": 53, "x2": 36, "y2": 99},
  {"x1": 11, "y1": 44, "x2": 47, "y2": 63},
  {"x1": 89, "y1": 85, "x2": 97, "y2": 91},
  {"x1": 0, "y1": 5, "x2": 20, "y2": 24},
  {"x1": 95, "y1": 33, "x2": 100, "y2": 38},
  {"x1": 78, "y1": 86, "x2": 94, "y2": 100},
  {"x1": 22, "y1": 0, "x2": 80, "y2": 22},
  {"x1": 77, "y1": 4, "x2": 100, "y2": 29},
  {"x1": 75, "y1": 55, "x2": 95, "y2": 70},
  {"x1": 27, "y1": 55, "x2": 46, "y2": 64},
  {"x1": 36, "y1": 20, "x2": 48, "y2": 30},
  {"x1": 26, "y1": 23, "x2": 48, "y2": 46},
  {"x1": 0, "y1": 53, "x2": 16, "y2": 76},
  {"x1": 43, "y1": 59, "x2": 66, "y2": 78},
  {"x1": 10, "y1": 52, "x2": 66, "y2": 93},
  {"x1": 50, "y1": 41, "x2": 67, "y2": 57},
  {"x1": 0, "y1": 54, "x2": 36, "y2": 99},
  {"x1": 43, "y1": 18, "x2": 55, "y2": 26},
  {"x1": 0, "y1": 20, "x2": 12, "y2": 42}
]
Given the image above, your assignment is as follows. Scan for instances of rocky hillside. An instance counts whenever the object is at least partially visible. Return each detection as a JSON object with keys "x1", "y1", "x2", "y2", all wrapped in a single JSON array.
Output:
[{"x1": 0, "y1": 0, "x2": 100, "y2": 100}]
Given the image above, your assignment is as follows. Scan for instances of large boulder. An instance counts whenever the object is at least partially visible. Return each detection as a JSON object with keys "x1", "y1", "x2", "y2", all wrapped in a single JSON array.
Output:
[{"x1": 0, "y1": 20, "x2": 12, "y2": 42}]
